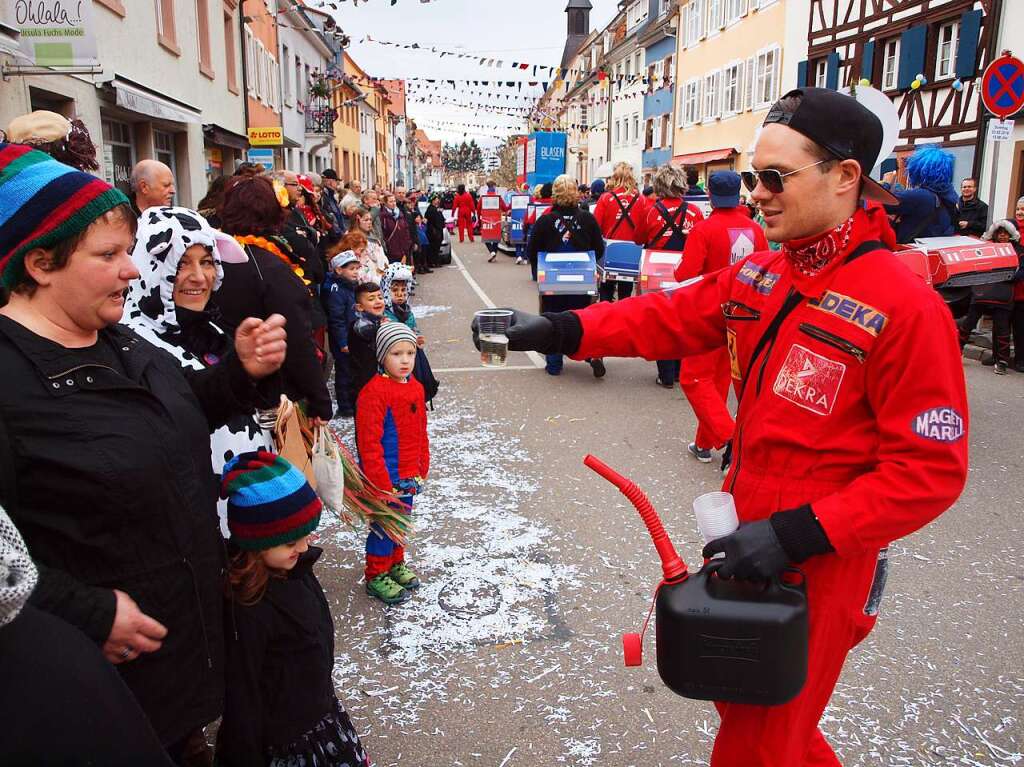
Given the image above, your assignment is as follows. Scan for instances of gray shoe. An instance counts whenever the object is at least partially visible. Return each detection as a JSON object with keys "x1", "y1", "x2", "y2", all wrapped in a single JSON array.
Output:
[{"x1": 688, "y1": 443, "x2": 713, "y2": 463}]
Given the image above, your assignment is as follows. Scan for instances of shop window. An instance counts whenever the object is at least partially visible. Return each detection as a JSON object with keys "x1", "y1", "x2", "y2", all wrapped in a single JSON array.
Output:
[
  {"x1": 154, "y1": 131, "x2": 178, "y2": 183},
  {"x1": 154, "y1": 0, "x2": 179, "y2": 55},
  {"x1": 102, "y1": 119, "x2": 135, "y2": 197}
]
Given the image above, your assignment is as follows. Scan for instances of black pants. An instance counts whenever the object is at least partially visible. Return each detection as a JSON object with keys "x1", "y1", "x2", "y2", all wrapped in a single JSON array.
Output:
[
  {"x1": 960, "y1": 302, "x2": 1012, "y2": 364},
  {"x1": 599, "y1": 280, "x2": 634, "y2": 303},
  {"x1": 331, "y1": 349, "x2": 353, "y2": 415},
  {"x1": 426, "y1": 237, "x2": 442, "y2": 266},
  {"x1": 1012, "y1": 300, "x2": 1024, "y2": 364},
  {"x1": 485, "y1": 241, "x2": 500, "y2": 255}
]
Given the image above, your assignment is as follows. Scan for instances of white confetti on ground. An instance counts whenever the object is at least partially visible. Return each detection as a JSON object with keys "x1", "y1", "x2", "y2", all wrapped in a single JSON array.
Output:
[
  {"x1": 324, "y1": 402, "x2": 577, "y2": 730},
  {"x1": 411, "y1": 304, "x2": 451, "y2": 320}
]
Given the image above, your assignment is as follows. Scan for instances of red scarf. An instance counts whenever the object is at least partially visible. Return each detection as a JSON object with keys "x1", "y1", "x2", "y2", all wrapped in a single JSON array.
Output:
[
  {"x1": 782, "y1": 216, "x2": 854, "y2": 278},
  {"x1": 782, "y1": 207, "x2": 893, "y2": 297}
]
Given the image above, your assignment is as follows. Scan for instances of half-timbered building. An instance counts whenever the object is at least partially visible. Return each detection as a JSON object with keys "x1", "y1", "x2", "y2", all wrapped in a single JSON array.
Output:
[{"x1": 799, "y1": 0, "x2": 1000, "y2": 180}]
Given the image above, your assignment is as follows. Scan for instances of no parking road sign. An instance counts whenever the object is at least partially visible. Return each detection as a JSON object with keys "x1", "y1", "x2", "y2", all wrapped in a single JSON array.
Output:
[{"x1": 981, "y1": 53, "x2": 1024, "y2": 119}]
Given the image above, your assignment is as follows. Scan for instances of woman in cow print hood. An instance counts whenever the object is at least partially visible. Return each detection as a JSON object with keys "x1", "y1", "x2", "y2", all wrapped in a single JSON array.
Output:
[{"x1": 125, "y1": 207, "x2": 271, "y2": 536}]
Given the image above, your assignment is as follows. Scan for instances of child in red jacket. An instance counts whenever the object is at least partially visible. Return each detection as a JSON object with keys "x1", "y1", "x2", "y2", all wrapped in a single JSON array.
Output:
[{"x1": 356, "y1": 322, "x2": 430, "y2": 605}]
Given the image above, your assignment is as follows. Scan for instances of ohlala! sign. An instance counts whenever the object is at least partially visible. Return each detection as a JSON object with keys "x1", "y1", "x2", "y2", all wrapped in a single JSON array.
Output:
[{"x1": 247, "y1": 127, "x2": 283, "y2": 146}]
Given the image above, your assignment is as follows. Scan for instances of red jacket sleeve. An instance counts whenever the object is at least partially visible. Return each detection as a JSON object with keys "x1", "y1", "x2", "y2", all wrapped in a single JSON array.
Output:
[
  {"x1": 675, "y1": 223, "x2": 709, "y2": 281},
  {"x1": 572, "y1": 265, "x2": 734, "y2": 361},
  {"x1": 355, "y1": 383, "x2": 394, "y2": 493},
  {"x1": 811, "y1": 292, "x2": 969, "y2": 555}
]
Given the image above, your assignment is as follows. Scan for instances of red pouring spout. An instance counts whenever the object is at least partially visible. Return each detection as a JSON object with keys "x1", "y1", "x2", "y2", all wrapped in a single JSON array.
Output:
[{"x1": 584, "y1": 455, "x2": 687, "y2": 581}]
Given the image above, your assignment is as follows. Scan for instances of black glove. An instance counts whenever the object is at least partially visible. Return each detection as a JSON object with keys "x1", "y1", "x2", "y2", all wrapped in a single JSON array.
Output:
[
  {"x1": 470, "y1": 309, "x2": 583, "y2": 355},
  {"x1": 702, "y1": 520, "x2": 790, "y2": 580},
  {"x1": 702, "y1": 506, "x2": 834, "y2": 580}
]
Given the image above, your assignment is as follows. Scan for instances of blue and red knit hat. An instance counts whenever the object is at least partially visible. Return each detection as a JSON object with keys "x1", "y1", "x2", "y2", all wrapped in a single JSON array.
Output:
[
  {"x1": 0, "y1": 141, "x2": 130, "y2": 289},
  {"x1": 221, "y1": 451, "x2": 322, "y2": 550}
]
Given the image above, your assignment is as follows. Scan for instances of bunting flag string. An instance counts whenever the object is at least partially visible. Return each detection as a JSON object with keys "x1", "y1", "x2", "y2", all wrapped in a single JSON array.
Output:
[{"x1": 358, "y1": 35, "x2": 565, "y2": 76}]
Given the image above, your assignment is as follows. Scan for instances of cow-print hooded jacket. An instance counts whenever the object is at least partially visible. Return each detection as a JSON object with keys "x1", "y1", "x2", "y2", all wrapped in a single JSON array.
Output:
[{"x1": 124, "y1": 207, "x2": 271, "y2": 536}]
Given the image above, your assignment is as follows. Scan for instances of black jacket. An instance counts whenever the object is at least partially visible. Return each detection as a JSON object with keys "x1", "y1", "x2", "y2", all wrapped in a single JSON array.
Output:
[
  {"x1": 216, "y1": 547, "x2": 336, "y2": 766},
  {"x1": 0, "y1": 605, "x2": 174, "y2": 765},
  {"x1": 956, "y1": 197, "x2": 989, "y2": 238},
  {"x1": 349, "y1": 311, "x2": 381, "y2": 403},
  {"x1": 527, "y1": 205, "x2": 605, "y2": 314},
  {"x1": 0, "y1": 317, "x2": 277, "y2": 745},
  {"x1": 526, "y1": 204, "x2": 606, "y2": 263},
  {"x1": 425, "y1": 203, "x2": 446, "y2": 244},
  {"x1": 217, "y1": 244, "x2": 333, "y2": 420}
]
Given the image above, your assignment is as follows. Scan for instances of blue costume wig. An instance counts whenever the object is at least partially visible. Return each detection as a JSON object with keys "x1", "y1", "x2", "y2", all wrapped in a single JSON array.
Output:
[{"x1": 906, "y1": 145, "x2": 954, "y2": 190}]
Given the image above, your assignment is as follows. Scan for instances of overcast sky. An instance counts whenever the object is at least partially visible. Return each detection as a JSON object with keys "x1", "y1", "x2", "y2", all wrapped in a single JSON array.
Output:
[{"x1": 319, "y1": 0, "x2": 621, "y2": 148}]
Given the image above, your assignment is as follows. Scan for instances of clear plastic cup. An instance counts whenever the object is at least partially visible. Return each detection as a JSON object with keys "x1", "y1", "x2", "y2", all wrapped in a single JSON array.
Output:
[
  {"x1": 692, "y1": 491, "x2": 739, "y2": 549},
  {"x1": 476, "y1": 309, "x2": 513, "y2": 368}
]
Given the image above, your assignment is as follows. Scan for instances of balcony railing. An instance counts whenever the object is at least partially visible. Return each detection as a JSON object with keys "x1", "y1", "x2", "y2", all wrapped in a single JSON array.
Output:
[{"x1": 305, "y1": 93, "x2": 336, "y2": 136}]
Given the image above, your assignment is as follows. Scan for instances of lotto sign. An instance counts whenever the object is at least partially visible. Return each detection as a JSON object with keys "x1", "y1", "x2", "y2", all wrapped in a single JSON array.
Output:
[
  {"x1": 981, "y1": 54, "x2": 1024, "y2": 120},
  {"x1": 248, "y1": 127, "x2": 284, "y2": 147}
]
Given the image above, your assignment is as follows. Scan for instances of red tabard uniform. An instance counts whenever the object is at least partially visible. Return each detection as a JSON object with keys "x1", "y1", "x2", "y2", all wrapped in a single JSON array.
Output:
[
  {"x1": 632, "y1": 197, "x2": 705, "y2": 249},
  {"x1": 593, "y1": 188, "x2": 649, "y2": 241},
  {"x1": 572, "y1": 207, "x2": 969, "y2": 766},
  {"x1": 676, "y1": 207, "x2": 770, "y2": 449},
  {"x1": 526, "y1": 198, "x2": 553, "y2": 227},
  {"x1": 452, "y1": 192, "x2": 477, "y2": 243}
]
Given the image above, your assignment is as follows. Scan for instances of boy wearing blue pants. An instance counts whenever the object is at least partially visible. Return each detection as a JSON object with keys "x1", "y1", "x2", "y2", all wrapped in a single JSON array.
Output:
[{"x1": 323, "y1": 251, "x2": 360, "y2": 418}]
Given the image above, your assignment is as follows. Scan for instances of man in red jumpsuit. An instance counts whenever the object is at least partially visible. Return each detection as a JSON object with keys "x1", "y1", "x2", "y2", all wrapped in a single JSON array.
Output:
[
  {"x1": 475, "y1": 88, "x2": 969, "y2": 766},
  {"x1": 452, "y1": 184, "x2": 476, "y2": 243},
  {"x1": 675, "y1": 171, "x2": 768, "y2": 466}
]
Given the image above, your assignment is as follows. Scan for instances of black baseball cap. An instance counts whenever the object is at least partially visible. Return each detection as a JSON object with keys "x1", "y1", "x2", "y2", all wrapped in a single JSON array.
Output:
[{"x1": 763, "y1": 87, "x2": 896, "y2": 205}]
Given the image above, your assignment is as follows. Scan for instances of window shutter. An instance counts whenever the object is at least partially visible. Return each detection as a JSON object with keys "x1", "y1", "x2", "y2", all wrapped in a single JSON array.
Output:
[
  {"x1": 861, "y1": 40, "x2": 875, "y2": 81},
  {"x1": 735, "y1": 62, "x2": 744, "y2": 112},
  {"x1": 955, "y1": 9, "x2": 983, "y2": 79},
  {"x1": 897, "y1": 24, "x2": 927, "y2": 90},
  {"x1": 744, "y1": 56, "x2": 755, "y2": 110},
  {"x1": 771, "y1": 49, "x2": 781, "y2": 101},
  {"x1": 826, "y1": 52, "x2": 841, "y2": 90},
  {"x1": 797, "y1": 60, "x2": 808, "y2": 88}
]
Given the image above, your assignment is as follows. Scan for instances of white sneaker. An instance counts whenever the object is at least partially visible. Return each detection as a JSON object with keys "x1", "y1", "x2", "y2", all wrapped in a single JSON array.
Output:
[{"x1": 515, "y1": 256, "x2": 525, "y2": 265}]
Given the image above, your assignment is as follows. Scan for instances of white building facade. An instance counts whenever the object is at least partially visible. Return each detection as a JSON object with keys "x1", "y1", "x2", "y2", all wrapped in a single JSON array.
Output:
[
  {"x1": 1, "y1": 0, "x2": 247, "y2": 206},
  {"x1": 607, "y1": 2, "x2": 647, "y2": 175},
  {"x1": 358, "y1": 101, "x2": 377, "y2": 187},
  {"x1": 277, "y1": 4, "x2": 336, "y2": 174}
]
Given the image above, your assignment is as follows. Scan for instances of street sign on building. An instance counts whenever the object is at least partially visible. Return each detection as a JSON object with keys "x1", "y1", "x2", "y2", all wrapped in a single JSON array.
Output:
[
  {"x1": 247, "y1": 127, "x2": 284, "y2": 147},
  {"x1": 246, "y1": 149, "x2": 275, "y2": 171},
  {"x1": 987, "y1": 119, "x2": 1014, "y2": 143},
  {"x1": 981, "y1": 53, "x2": 1024, "y2": 120},
  {"x1": 13, "y1": 0, "x2": 98, "y2": 67}
]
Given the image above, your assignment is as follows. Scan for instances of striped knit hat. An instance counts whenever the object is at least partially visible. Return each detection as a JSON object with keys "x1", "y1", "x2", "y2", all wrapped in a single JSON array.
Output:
[
  {"x1": 0, "y1": 142, "x2": 130, "y2": 289},
  {"x1": 375, "y1": 321, "x2": 419, "y2": 364},
  {"x1": 221, "y1": 451, "x2": 322, "y2": 550}
]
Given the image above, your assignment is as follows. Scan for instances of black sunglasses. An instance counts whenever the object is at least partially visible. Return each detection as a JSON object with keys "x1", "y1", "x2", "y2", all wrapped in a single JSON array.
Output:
[{"x1": 741, "y1": 160, "x2": 829, "y2": 194}]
